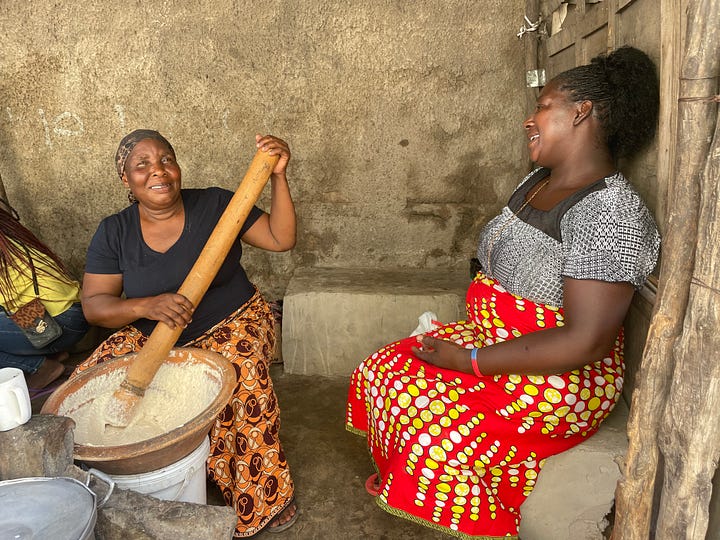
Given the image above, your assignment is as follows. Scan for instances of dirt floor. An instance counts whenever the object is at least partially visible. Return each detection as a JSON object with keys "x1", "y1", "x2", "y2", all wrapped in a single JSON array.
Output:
[{"x1": 31, "y1": 342, "x2": 450, "y2": 539}]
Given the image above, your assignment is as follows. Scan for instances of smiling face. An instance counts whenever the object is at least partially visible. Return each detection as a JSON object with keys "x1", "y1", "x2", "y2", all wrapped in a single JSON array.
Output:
[
  {"x1": 522, "y1": 80, "x2": 579, "y2": 168},
  {"x1": 121, "y1": 138, "x2": 182, "y2": 211}
]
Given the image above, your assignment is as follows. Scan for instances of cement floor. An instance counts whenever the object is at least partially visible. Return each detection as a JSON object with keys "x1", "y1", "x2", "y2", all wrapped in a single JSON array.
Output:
[
  {"x1": 31, "y1": 352, "x2": 450, "y2": 539},
  {"x1": 241, "y1": 364, "x2": 450, "y2": 539}
]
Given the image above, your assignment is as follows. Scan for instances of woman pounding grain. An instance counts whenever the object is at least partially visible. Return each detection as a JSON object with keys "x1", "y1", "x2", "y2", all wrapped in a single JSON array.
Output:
[
  {"x1": 74, "y1": 129, "x2": 298, "y2": 536},
  {"x1": 346, "y1": 46, "x2": 661, "y2": 538}
]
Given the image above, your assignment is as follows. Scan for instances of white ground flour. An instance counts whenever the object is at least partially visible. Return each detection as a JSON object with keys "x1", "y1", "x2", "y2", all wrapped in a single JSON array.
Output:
[{"x1": 58, "y1": 361, "x2": 221, "y2": 446}]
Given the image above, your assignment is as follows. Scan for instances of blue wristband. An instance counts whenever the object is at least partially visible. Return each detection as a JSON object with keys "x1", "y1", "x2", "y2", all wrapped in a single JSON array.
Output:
[{"x1": 470, "y1": 348, "x2": 482, "y2": 377}]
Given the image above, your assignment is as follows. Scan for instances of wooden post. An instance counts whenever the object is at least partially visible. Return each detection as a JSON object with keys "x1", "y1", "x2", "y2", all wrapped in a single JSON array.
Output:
[
  {"x1": 613, "y1": 0, "x2": 720, "y2": 537},
  {"x1": 653, "y1": 0, "x2": 720, "y2": 536},
  {"x1": 657, "y1": 113, "x2": 720, "y2": 538}
]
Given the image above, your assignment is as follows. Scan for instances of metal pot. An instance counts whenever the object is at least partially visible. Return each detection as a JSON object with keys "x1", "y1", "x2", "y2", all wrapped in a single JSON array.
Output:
[{"x1": 0, "y1": 471, "x2": 114, "y2": 540}]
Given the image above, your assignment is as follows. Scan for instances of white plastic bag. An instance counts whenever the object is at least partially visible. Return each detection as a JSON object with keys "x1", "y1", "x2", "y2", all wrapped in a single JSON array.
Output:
[{"x1": 410, "y1": 311, "x2": 441, "y2": 337}]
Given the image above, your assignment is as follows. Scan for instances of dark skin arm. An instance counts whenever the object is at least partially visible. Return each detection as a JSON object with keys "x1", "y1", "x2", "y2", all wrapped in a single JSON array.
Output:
[
  {"x1": 241, "y1": 134, "x2": 297, "y2": 251},
  {"x1": 413, "y1": 278, "x2": 635, "y2": 375},
  {"x1": 81, "y1": 273, "x2": 194, "y2": 330}
]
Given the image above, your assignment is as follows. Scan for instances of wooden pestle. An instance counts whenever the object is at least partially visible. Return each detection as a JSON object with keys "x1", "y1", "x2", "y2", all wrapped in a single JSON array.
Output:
[{"x1": 104, "y1": 149, "x2": 279, "y2": 428}]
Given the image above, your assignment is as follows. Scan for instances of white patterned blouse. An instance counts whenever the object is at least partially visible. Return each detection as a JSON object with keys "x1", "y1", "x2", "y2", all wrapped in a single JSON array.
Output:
[{"x1": 477, "y1": 168, "x2": 660, "y2": 307}]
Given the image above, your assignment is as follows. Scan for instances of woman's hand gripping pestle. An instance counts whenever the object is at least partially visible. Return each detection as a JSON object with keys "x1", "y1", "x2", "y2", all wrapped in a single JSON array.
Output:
[{"x1": 103, "y1": 148, "x2": 280, "y2": 428}]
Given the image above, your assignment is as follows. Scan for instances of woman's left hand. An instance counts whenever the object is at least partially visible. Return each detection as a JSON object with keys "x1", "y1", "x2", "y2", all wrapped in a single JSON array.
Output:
[
  {"x1": 412, "y1": 335, "x2": 471, "y2": 373},
  {"x1": 256, "y1": 134, "x2": 291, "y2": 176}
]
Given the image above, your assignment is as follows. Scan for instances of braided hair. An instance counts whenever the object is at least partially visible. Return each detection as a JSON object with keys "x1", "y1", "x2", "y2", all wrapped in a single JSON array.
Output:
[
  {"x1": 553, "y1": 46, "x2": 660, "y2": 160},
  {"x1": 0, "y1": 203, "x2": 74, "y2": 310}
]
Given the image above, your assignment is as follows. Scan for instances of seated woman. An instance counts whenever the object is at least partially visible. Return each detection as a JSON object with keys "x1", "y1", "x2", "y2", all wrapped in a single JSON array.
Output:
[
  {"x1": 73, "y1": 129, "x2": 297, "y2": 537},
  {"x1": 0, "y1": 201, "x2": 89, "y2": 391},
  {"x1": 346, "y1": 46, "x2": 661, "y2": 538}
]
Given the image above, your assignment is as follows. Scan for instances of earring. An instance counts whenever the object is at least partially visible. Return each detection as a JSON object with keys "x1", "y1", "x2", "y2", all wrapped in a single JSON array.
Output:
[{"x1": 127, "y1": 190, "x2": 138, "y2": 204}]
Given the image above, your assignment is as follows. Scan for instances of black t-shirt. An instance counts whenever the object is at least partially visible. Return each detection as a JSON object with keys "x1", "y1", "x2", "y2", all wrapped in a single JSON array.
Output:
[{"x1": 85, "y1": 187, "x2": 264, "y2": 343}]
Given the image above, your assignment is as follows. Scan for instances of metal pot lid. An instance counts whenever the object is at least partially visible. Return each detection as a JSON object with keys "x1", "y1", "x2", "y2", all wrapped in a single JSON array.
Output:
[{"x1": 0, "y1": 477, "x2": 96, "y2": 540}]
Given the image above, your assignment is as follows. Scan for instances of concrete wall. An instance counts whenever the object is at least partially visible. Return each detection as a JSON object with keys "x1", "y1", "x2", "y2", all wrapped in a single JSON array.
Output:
[{"x1": 0, "y1": 1, "x2": 526, "y2": 299}]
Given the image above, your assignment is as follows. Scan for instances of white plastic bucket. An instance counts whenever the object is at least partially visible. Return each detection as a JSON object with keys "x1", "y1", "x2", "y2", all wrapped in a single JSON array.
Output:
[{"x1": 108, "y1": 436, "x2": 210, "y2": 504}]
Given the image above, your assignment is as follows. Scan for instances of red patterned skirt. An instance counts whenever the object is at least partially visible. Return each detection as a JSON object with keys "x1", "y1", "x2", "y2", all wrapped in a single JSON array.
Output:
[
  {"x1": 73, "y1": 291, "x2": 294, "y2": 537},
  {"x1": 345, "y1": 273, "x2": 623, "y2": 539}
]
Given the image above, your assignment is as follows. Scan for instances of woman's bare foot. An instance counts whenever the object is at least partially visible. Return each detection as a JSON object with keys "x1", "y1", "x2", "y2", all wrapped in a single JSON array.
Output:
[
  {"x1": 267, "y1": 501, "x2": 298, "y2": 533},
  {"x1": 26, "y1": 358, "x2": 64, "y2": 389}
]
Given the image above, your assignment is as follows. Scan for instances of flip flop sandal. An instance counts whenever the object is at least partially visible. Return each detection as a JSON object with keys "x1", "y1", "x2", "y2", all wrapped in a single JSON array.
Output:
[
  {"x1": 365, "y1": 473, "x2": 381, "y2": 497},
  {"x1": 267, "y1": 500, "x2": 298, "y2": 534}
]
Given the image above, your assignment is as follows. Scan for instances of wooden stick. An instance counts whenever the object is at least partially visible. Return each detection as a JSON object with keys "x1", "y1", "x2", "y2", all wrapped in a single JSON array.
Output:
[
  {"x1": 653, "y1": 0, "x2": 720, "y2": 535},
  {"x1": 104, "y1": 149, "x2": 279, "y2": 427},
  {"x1": 613, "y1": 0, "x2": 719, "y2": 537},
  {"x1": 656, "y1": 112, "x2": 720, "y2": 538}
]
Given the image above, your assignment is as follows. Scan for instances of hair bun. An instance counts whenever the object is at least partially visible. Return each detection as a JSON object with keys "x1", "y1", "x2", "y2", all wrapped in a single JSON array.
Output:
[{"x1": 598, "y1": 47, "x2": 659, "y2": 158}]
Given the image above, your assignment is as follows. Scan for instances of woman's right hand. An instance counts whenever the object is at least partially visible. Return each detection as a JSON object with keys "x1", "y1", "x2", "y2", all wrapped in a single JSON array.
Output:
[
  {"x1": 255, "y1": 134, "x2": 291, "y2": 176},
  {"x1": 139, "y1": 293, "x2": 194, "y2": 329},
  {"x1": 413, "y1": 335, "x2": 472, "y2": 373},
  {"x1": 81, "y1": 273, "x2": 194, "y2": 330}
]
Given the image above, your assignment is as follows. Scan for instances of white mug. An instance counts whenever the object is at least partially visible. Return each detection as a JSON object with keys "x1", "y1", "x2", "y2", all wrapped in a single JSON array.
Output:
[{"x1": 0, "y1": 367, "x2": 32, "y2": 431}]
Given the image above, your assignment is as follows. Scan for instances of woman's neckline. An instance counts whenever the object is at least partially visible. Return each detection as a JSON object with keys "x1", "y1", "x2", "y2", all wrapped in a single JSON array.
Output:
[
  {"x1": 134, "y1": 191, "x2": 188, "y2": 254},
  {"x1": 516, "y1": 168, "x2": 617, "y2": 214}
]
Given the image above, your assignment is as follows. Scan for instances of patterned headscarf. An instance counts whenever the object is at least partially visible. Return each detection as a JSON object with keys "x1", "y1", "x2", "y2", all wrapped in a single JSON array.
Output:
[{"x1": 114, "y1": 129, "x2": 175, "y2": 180}]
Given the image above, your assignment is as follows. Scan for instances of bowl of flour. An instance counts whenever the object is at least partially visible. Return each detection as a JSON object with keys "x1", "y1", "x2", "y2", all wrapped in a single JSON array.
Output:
[{"x1": 41, "y1": 347, "x2": 236, "y2": 475}]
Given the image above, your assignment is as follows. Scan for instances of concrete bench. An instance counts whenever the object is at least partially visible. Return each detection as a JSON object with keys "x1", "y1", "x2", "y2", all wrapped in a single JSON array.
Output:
[
  {"x1": 281, "y1": 267, "x2": 469, "y2": 376},
  {"x1": 281, "y1": 266, "x2": 629, "y2": 539},
  {"x1": 519, "y1": 398, "x2": 629, "y2": 540}
]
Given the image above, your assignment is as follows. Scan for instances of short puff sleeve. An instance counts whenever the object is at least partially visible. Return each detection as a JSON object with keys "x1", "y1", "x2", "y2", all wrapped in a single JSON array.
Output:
[{"x1": 560, "y1": 184, "x2": 660, "y2": 289}]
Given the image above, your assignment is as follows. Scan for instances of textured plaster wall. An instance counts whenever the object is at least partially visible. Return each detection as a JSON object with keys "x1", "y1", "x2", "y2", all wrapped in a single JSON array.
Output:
[{"x1": 0, "y1": 1, "x2": 526, "y2": 298}]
